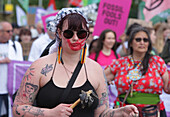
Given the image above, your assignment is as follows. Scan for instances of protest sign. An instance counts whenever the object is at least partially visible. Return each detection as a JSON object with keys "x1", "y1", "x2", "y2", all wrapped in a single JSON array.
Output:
[
  {"x1": 42, "y1": 12, "x2": 58, "y2": 32},
  {"x1": 140, "y1": 0, "x2": 170, "y2": 24},
  {"x1": 93, "y1": 0, "x2": 131, "y2": 42},
  {"x1": 35, "y1": 7, "x2": 46, "y2": 24},
  {"x1": 16, "y1": 5, "x2": 27, "y2": 26}
]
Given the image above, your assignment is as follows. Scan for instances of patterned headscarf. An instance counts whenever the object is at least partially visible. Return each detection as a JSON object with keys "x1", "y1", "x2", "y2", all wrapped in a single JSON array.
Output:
[
  {"x1": 47, "y1": 8, "x2": 90, "y2": 33},
  {"x1": 48, "y1": 8, "x2": 91, "y2": 54}
]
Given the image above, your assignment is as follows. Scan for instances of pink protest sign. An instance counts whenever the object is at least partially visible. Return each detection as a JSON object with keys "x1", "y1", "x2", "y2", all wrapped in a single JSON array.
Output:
[
  {"x1": 93, "y1": 0, "x2": 132, "y2": 42},
  {"x1": 143, "y1": 0, "x2": 170, "y2": 21},
  {"x1": 42, "y1": 12, "x2": 58, "y2": 32}
]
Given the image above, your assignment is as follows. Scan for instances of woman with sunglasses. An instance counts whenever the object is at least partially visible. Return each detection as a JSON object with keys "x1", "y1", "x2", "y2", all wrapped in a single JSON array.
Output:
[
  {"x1": 12, "y1": 8, "x2": 138, "y2": 117},
  {"x1": 105, "y1": 26, "x2": 170, "y2": 117}
]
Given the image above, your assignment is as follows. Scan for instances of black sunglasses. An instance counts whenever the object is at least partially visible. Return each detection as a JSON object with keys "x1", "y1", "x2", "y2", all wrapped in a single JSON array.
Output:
[
  {"x1": 135, "y1": 38, "x2": 149, "y2": 42},
  {"x1": 62, "y1": 29, "x2": 89, "y2": 39}
]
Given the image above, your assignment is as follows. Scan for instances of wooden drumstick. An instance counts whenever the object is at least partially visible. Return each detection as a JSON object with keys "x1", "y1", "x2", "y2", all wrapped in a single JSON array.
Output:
[{"x1": 70, "y1": 90, "x2": 93, "y2": 109}]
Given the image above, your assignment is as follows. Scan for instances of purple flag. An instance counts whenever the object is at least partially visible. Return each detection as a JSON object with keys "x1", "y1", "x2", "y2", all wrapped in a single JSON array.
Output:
[{"x1": 7, "y1": 60, "x2": 32, "y2": 101}]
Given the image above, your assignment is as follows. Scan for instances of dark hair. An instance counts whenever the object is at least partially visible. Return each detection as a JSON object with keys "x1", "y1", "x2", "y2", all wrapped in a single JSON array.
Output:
[
  {"x1": 57, "y1": 13, "x2": 89, "y2": 32},
  {"x1": 88, "y1": 39, "x2": 98, "y2": 55},
  {"x1": 25, "y1": 82, "x2": 38, "y2": 92},
  {"x1": 94, "y1": 29, "x2": 118, "y2": 61},
  {"x1": 19, "y1": 28, "x2": 31, "y2": 42},
  {"x1": 128, "y1": 27, "x2": 153, "y2": 75},
  {"x1": 126, "y1": 23, "x2": 142, "y2": 36}
]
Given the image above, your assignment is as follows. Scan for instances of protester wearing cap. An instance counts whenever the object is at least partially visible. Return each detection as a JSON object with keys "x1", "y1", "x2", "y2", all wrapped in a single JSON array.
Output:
[
  {"x1": 28, "y1": 16, "x2": 56, "y2": 62},
  {"x1": 13, "y1": 8, "x2": 139, "y2": 117}
]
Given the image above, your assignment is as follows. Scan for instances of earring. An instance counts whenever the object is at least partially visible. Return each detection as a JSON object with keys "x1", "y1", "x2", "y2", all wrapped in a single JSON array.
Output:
[
  {"x1": 57, "y1": 42, "x2": 62, "y2": 64},
  {"x1": 80, "y1": 44, "x2": 87, "y2": 64}
]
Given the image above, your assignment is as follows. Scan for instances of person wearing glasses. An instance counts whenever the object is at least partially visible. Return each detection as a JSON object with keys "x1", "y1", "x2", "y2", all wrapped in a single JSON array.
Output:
[
  {"x1": 105, "y1": 26, "x2": 170, "y2": 117},
  {"x1": 13, "y1": 8, "x2": 139, "y2": 117},
  {"x1": 0, "y1": 21, "x2": 23, "y2": 117}
]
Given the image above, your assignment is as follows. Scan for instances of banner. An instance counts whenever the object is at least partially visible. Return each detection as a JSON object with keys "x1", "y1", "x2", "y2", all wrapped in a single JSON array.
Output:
[
  {"x1": 82, "y1": 0, "x2": 100, "y2": 6},
  {"x1": 42, "y1": 12, "x2": 58, "y2": 32},
  {"x1": 18, "y1": 0, "x2": 29, "y2": 12},
  {"x1": 69, "y1": 0, "x2": 83, "y2": 7},
  {"x1": 47, "y1": 0, "x2": 57, "y2": 11},
  {"x1": 35, "y1": 7, "x2": 46, "y2": 24},
  {"x1": 16, "y1": 5, "x2": 27, "y2": 26},
  {"x1": 93, "y1": 0, "x2": 132, "y2": 42},
  {"x1": 141, "y1": 0, "x2": 170, "y2": 24},
  {"x1": 7, "y1": 60, "x2": 32, "y2": 102}
]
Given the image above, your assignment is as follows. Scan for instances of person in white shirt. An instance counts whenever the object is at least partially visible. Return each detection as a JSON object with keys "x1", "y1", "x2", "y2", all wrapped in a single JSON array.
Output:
[
  {"x1": 28, "y1": 18, "x2": 56, "y2": 62},
  {"x1": 0, "y1": 21, "x2": 23, "y2": 117}
]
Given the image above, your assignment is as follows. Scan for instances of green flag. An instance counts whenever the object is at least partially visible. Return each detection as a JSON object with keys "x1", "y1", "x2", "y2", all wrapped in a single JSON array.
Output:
[
  {"x1": 83, "y1": 0, "x2": 100, "y2": 6},
  {"x1": 18, "y1": 0, "x2": 29, "y2": 12}
]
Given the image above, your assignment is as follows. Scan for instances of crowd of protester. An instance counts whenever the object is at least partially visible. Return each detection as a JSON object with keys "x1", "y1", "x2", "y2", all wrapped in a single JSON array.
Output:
[{"x1": 0, "y1": 7, "x2": 170, "y2": 117}]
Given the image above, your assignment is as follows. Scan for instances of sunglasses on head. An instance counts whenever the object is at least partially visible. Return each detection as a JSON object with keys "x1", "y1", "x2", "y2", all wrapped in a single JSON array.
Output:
[
  {"x1": 135, "y1": 38, "x2": 149, "y2": 42},
  {"x1": 62, "y1": 29, "x2": 88, "y2": 39}
]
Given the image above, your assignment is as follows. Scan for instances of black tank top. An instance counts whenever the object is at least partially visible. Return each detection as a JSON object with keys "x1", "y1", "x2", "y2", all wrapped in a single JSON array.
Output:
[{"x1": 36, "y1": 61, "x2": 99, "y2": 117}]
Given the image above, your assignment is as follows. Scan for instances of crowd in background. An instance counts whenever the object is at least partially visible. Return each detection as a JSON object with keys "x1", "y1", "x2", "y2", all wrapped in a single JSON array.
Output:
[
  {"x1": 7, "y1": 16, "x2": 170, "y2": 63},
  {"x1": 0, "y1": 10, "x2": 170, "y2": 117}
]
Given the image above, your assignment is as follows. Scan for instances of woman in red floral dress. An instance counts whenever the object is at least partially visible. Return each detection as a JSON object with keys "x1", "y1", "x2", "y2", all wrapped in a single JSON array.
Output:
[{"x1": 105, "y1": 27, "x2": 170, "y2": 117}]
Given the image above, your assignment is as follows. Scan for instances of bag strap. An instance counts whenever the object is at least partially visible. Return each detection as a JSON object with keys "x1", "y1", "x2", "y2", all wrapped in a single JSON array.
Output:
[
  {"x1": 40, "y1": 39, "x2": 56, "y2": 57},
  {"x1": 59, "y1": 61, "x2": 83, "y2": 102},
  {"x1": 95, "y1": 50, "x2": 118, "y2": 61},
  {"x1": 94, "y1": 52, "x2": 99, "y2": 61}
]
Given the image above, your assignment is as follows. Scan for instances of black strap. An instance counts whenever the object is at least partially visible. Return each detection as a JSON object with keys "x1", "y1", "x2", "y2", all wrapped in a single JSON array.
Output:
[
  {"x1": 40, "y1": 39, "x2": 56, "y2": 57},
  {"x1": 95, "y1": 50, "x2": 118, "y2": 61},
  {"x1": 59, "y1": 61, "x2": 83, "y2": 102},
  {"x1": 114, "y1": 50, "x2": 118, "y2": 59},
  {"x1": 12, "y1": 40, "x2": 17, "y2": 53},
  {"x1": 94, "y1": 52, "x2": 99, "y2": 61}
]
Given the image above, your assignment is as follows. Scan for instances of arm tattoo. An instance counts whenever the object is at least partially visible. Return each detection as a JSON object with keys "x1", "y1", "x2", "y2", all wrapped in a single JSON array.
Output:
[
  {"x1": 24, "y1": 68, "x2": 35, "y2": 80},
  {"x1": 98, "y1": 71, "x2": 115, "y2": 117},
  {"x1": 97, "y1": 71, "x2": 109, "y2": 108},
  {"x1": 97, "y1": 92, "x2": 108, "y2": 108},
  {"x1": 16, "y1": 67, "x2": 38, "y2": 103},
  {"x1": 99, "y1": 109, "x2": 115, "y2": 117},
  {"x1": 14, "y1": 104, "x2": 44, "y2": 117},
  {"x1": 41, "y1": 64, "x2": 53, "y2": 76}
]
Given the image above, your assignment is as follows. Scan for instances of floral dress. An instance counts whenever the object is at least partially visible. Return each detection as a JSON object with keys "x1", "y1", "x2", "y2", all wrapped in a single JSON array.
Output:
[{"x1": 109, "y1": 55, "x2": 167, "y2": 110}]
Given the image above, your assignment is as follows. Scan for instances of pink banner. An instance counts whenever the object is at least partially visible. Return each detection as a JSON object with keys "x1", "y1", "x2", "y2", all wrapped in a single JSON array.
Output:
[
  {"x1": 93, "y1": 0, "x2": 131, "y2": 42},
  {"x1": 143, "y1": 0, "x2": 170, "y2": 21},
  {"x1": 42, "y1": 12, "x2": 58, "y2": 32}
]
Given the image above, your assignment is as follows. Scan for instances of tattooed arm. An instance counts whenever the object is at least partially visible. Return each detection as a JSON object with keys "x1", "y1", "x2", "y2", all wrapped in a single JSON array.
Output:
[
  {"x1": 12, "y1": 58, "x2": 73, "y2": 117},
  {"x1": 94, "y1": 67, "x2": 139, "y2": 117}
]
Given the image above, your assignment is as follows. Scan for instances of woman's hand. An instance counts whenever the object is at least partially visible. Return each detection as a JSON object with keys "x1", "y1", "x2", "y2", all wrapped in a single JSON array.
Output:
[
  {"x1": 162, "y1": 71, "x2": 170, "y2": 94},
  {"x1": 115, "y1": 105, "x2": 139, "y2": 117},
  {"x1": 51, "y1": 104, "x2": 73, "y2": 117},
  {"x1": 167, "y1": 62, "x2": 170, "y2": 66}
]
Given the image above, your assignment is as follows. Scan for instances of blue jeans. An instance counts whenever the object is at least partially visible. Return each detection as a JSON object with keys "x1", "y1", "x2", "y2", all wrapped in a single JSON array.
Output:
[{"x1": 0, "y1": 94, "x2": 8, "y2": 117}]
